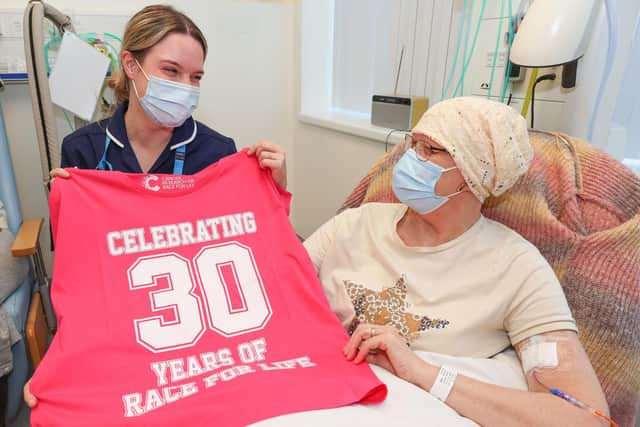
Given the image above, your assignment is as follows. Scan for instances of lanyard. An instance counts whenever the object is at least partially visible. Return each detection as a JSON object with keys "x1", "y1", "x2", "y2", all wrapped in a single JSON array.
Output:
[{"x1": 96, "y1": 135, "x2": 186, "y2": 175}]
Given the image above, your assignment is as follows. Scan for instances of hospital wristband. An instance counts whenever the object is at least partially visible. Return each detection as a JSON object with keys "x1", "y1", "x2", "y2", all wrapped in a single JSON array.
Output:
[{"x1": 430, "y1": 365, "x2": 458, "y2": 403}]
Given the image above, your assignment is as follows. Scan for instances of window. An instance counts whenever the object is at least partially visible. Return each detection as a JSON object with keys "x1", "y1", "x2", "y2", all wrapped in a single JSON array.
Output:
[{"x1": 332, "y1": 0, "x2": 457, "y2": 116}]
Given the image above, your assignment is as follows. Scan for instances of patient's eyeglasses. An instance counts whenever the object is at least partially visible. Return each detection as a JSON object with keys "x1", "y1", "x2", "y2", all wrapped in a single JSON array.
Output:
[{"x1": 405, "y1": 134, "x2": 448, "y2": 161}]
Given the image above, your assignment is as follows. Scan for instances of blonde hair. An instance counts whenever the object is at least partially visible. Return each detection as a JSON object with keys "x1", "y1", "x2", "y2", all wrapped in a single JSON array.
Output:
[{"x1": 109, "y1": 5, "x2": 207, "y2": 106}]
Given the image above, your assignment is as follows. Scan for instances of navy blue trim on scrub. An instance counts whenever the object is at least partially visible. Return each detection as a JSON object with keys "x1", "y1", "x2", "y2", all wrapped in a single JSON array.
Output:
[{"x1": 96, "y1": 135, "x2": 187, "y2": 175}]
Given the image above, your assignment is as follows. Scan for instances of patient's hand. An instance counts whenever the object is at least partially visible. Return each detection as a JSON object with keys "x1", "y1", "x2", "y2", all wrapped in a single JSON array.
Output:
[
  {"x1": 344, "y1": 323, "x2": 431, "y2": 388},
  {"x1": 23, "y1": 379, "x2": 37, "y2": 408}
]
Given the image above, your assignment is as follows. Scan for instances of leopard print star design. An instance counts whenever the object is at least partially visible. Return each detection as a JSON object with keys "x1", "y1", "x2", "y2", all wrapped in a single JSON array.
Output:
[{"x1": 345, "y1": 276, "x2": 450, "y2": 343}]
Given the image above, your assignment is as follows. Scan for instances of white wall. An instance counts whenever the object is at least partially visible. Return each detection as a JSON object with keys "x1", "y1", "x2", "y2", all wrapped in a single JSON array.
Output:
[
  {"x1": 1, "y1": 0, "x2": 296, "y2": 268},
  {"x1": 292, "y1": 0, "x2": 640, "y2": 239}
]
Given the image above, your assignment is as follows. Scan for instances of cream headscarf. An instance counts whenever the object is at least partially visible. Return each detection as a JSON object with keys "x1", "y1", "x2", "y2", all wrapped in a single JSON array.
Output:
[{"x1": 412, "y1": 97, "x2": 533, "y2": 202}]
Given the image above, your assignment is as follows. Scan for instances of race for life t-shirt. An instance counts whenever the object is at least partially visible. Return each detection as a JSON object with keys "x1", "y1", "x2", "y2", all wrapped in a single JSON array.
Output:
[{"x1": 31, "y1": 151, "x2": 386, "y2": 427}]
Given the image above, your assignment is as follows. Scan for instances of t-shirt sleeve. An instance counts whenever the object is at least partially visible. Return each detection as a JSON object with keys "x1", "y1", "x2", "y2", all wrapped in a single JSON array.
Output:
[
  {"x1": 303, "y1": 207, "x2": 365, "y2": 273},
  {"x1": 504, "y1": 248, "x2": 578, "y2": 345},
  {"x1": 303, "y1": 214, "x2": 342, "y2": 275}
]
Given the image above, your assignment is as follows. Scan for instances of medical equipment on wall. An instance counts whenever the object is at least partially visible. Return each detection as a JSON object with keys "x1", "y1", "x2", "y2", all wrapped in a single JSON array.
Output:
[
  {"x1": 24, "y1": 0, "x2": 75, "y2": 187},
  {"x1": 510, "y1": 0, "x2": 600, "y2": 87},
  {"x1": 22, "y1": 0, "x2": 87, "y2": 332},
  {"x1": 509, "y1": 0, "x2": 617, "y2": 142},
  {"x1": 23, "y1": 1, "x2": 124, "y2": 179},
  {"x1": 529, "y1": 72, "x2": 555, "y2": 128}
]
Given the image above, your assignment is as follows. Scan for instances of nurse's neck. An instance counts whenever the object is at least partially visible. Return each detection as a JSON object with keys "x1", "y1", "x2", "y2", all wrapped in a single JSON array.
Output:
[
  {"x1": 124, "y1": 99, "x2": 173, "y2": 173},
  {"x1": 124, "y1": 98, "x2": 173, "y2": 148}
]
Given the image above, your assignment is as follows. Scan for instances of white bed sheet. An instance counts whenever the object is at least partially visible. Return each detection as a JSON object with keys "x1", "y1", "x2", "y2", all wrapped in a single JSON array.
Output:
[{"x1": 251, "y1": 350, "x2": 527, "y2": 427}]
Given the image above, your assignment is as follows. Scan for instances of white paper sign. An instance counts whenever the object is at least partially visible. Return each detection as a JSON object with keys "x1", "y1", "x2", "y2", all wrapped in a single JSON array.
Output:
[{"x1": 49, "y1": 32, "x2": 110, "y2": 121}]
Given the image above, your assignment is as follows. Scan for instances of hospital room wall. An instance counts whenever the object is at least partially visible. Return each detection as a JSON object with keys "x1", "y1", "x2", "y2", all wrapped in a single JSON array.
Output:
[
  {"x1": 291, "y1": 0, "x2": 640, "y2": 239},
  {"x1": 2, "y1": 0, "x2": 297, "y2": 269}
]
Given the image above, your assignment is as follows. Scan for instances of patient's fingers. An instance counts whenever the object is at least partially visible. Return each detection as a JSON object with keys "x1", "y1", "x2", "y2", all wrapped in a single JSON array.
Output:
[
  {"x1": 343, "y1": 323, "x2": 385, "y2": 360},
  {"x1": 353, "y1": 336, "x2": 388, "y2": 364}
]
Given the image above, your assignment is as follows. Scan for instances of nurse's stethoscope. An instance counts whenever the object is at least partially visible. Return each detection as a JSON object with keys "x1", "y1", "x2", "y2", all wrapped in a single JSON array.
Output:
[{"x1": 96, "y1": 134, "x2": 186, "y2": 175}]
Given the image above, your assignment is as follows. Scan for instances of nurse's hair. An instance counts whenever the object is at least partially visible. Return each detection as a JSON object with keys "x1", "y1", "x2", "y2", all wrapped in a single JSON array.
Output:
[{"x1": 109, "y1": 5, "x2": 207, "y2": 106}]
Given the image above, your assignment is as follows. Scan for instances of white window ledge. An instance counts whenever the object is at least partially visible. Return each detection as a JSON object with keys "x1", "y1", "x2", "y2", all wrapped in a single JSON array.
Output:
[
  {"x1": 623, "y1": 158, "x2": 640, "y2": 176},
  {"x1": 298, "y1": 110, "x2": 407, "y2": 145}
]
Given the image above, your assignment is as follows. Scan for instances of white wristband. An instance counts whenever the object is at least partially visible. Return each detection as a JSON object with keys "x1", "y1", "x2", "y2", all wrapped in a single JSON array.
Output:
[{"x1": 430, "y1": 365, "x2": 458, "y2": 403}]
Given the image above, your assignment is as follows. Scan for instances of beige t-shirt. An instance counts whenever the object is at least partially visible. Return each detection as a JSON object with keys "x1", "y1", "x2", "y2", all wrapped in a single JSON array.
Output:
[{"x1": 303, "y1": 203, "x2": 576, "y2": 358}]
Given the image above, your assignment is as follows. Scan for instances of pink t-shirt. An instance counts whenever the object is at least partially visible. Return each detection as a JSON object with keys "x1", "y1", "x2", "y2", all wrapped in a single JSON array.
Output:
[{"x1": 31, "y1": 151, "x2": 386, "y2": 427}]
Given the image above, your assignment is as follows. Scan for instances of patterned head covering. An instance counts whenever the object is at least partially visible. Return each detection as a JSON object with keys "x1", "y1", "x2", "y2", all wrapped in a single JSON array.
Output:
[{"x1": 412, "y1": 97, "x2": 533, "y2": 202}]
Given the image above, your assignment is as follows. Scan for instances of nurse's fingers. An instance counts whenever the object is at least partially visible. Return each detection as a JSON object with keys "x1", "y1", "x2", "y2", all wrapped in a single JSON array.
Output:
[
  {"x1": 49, "y1": 168, "x2": 70, "y2": 180},
  {"x1": 23, "y1": 379, "x2": 38, "y2": 408},
  {"x1": 247, "y1": 140, "x2": 284, "y2": 157}
]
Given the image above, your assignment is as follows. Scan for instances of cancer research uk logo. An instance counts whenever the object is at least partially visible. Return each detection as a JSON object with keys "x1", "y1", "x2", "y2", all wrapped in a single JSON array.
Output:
[
  {"x1": 141, "y1": 175, "x2": 195, "y2": 192},
  {"x1": 142, "y1": 175, "x2": 160, "y2": 192}
]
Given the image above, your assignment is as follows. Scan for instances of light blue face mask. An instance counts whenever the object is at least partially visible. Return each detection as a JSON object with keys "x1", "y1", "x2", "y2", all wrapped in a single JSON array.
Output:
[
  {"x1": 132, "y1": 59, "x2": 200, "y2": 128},
  {"x1": 392, "y1": 148, "x2": 463, "y2": 214}
]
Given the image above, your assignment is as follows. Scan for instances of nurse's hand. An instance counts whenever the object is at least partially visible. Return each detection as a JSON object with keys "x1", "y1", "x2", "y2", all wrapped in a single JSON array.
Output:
[
  {"x1": 247, "y1": 141, "x2": 287, "y2": 190},
  {"x1": 49, "y1": 168, "x2": 70, "y2": 184},
  {"x1": 23, "y1": 379, "x2": 37, "y2": 408}
]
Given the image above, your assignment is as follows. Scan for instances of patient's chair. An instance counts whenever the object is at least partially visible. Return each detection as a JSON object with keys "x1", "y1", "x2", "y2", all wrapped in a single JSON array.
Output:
[
  {"x1": 340, "y1": 130, "x2": 640, "y2": 427},
  {"x1": 0, "y1": 102, "x2": 37, "y2": 423}
]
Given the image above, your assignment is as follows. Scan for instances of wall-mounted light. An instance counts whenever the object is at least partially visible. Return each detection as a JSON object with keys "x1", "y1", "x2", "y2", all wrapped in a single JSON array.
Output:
[{"x1": 509, "y1": 0, "x2": 600, "y2": 88}]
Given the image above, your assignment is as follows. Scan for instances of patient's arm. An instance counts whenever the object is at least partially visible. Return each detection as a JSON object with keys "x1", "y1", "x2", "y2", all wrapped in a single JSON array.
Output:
[{"x1": 346, "y1": 326, "x2": 609, "y2": 427}]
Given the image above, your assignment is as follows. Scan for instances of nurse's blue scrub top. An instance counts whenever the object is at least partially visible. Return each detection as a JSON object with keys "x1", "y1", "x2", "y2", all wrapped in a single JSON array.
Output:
[{"x1": 60, "y1": 102, "x2": 237, "y2": 174}]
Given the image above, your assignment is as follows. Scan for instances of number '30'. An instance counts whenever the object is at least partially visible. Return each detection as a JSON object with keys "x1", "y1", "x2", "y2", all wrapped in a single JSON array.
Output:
[{"x1": 128, "y1": 242, "x2": 272, "y2": 353}]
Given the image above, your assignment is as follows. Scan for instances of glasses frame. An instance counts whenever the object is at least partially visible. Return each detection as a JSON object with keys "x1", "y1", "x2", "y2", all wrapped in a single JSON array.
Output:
[{"x1": 405, "y1": 134, "x2": 449, "y2": 161}]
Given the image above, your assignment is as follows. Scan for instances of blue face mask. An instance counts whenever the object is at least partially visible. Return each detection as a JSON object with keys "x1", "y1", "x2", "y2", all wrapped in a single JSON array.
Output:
[
  {"x1": 392, "y1": 148, "x2": 463, "y2": 214},
  {"x1": 132, "y1": 59, "x2": 200, "y2": 128}
]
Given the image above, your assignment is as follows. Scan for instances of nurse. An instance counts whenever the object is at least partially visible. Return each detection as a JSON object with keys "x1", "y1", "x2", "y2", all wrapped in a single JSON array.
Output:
[
  {"x1": 50, "y1": 4, "x2": 286, "y2": 188},
  {"x1": 25, "y1": 3, "x2": 286, "y2": 408}
]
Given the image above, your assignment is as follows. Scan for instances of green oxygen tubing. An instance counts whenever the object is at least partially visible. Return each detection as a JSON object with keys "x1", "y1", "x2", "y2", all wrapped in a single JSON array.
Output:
[
  {"x1": 487, "y1": 0, "x2": 506, "y2": 99},
  {"x1": 460, "y1": 0, "x2": 475, "y2": 95},
  {"x1": 440, "y1": 0, "x2": 469, "y2": 100},
  {"x1": 441, "y1": 0, "x2": 487, "y2": 100},
  {"x1": 451, "y1": 0, "x2": 487, "y2": 98}
]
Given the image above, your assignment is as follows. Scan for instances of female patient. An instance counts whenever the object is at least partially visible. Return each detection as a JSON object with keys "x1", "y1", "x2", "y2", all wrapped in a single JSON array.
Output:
[{"x1": 304, "y1": 97, "x2": 610, "y2": 427}]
